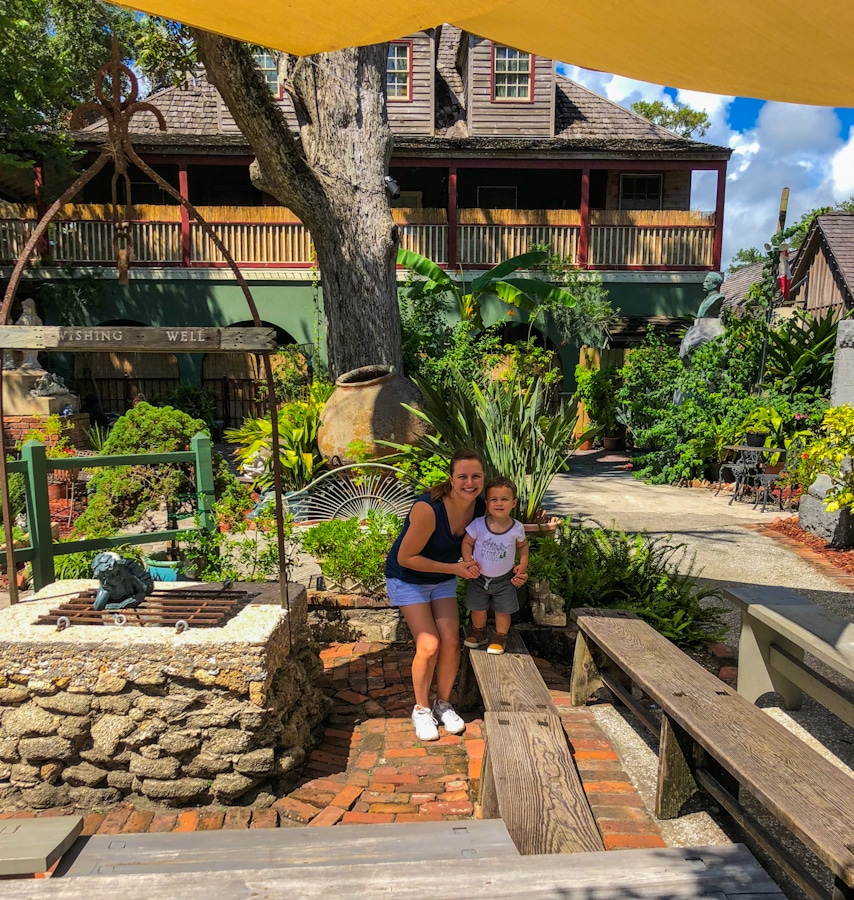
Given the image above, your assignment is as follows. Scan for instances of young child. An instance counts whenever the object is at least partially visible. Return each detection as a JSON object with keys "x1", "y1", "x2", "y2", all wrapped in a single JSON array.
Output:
[{"x1": 461, "y1": 476, "x2": 529, "y2": 655}]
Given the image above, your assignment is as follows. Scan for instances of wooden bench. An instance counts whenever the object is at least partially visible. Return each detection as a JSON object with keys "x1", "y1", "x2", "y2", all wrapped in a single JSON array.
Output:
[
  {"x1": 722, "y1": 583, "x2": 854, "y2": 728},
  {"x1": 16, "y1": 843, "x2": 784, "y2": 898},
  {"x1": 570, "y1": 607, "x2": 854, "y2": 900},
  {"x1": 459, "y1": 628, "x2": 604, "y2": 856}
]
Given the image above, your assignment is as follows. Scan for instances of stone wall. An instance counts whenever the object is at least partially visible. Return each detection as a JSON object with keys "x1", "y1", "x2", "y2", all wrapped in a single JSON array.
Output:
[
  {"x1": 0, "y1": 581, "x2": 329, "y2": 810},
  {"x1": 307, "y1": 589, "x2": 411, "y2": 643}
]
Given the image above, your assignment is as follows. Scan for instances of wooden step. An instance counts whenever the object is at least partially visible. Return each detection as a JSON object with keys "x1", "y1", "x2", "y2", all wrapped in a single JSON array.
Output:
[{"x1": 19, "y1": 844, "x2": 784, "y2": 898}]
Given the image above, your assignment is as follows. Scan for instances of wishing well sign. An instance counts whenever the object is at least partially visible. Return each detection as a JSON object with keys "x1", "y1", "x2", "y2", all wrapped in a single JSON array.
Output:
[{"x1": 0, "y1": 326, "x2": 277, "y2": 353}]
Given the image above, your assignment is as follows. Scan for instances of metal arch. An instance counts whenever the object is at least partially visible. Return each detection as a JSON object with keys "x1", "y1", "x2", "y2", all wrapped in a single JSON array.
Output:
[{"x1": 284, "y1": 464, "x2": 420, "y2": 524}]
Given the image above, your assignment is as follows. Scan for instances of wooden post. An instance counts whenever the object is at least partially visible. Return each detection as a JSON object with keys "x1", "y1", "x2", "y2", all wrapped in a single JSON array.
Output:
[
  {"x1": 179, "y1": 164, "x2": 191, "y2": 268},
  {"x1": 447, "y1": 165, "x2": 457, "y2": 269},
  {"x1": 712, "y1": 161, "x2": 727, "y2": 272},
  {"x1": 569, "y1": 630, "x2": 602, "y2": 705},
  {"x1": 192, "y1": 432, "x2": 216, "y2": 531},
  {"x1": 578, "y1": 166, "x2": 590, "y2": 268},
  {"x1": 20, "y1": 440, "x2": 55, "y2": 591},
  {"x1": 655, "y1": 713, "x2": 699, "y2": 819}
]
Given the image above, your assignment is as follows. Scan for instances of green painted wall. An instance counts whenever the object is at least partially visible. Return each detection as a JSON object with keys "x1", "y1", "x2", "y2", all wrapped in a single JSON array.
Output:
[{"x1": 35, "y1": 269, "x2": 706, "y2": 392}]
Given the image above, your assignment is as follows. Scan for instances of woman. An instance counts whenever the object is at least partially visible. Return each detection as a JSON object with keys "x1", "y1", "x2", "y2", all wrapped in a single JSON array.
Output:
[{"x1": 385, "y1": 448, "x2": 486, "y2": 741}]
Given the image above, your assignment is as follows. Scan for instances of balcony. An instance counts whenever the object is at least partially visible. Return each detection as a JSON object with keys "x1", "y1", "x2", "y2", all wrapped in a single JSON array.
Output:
[{"x1": 0, "y1": 205, "x2": 717, "y2": 271}]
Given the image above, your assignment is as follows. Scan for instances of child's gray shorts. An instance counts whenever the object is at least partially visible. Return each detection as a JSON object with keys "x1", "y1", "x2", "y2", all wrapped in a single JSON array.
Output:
[{"x1": 465, "y1": 572, "x2": 519, "y2": 615}]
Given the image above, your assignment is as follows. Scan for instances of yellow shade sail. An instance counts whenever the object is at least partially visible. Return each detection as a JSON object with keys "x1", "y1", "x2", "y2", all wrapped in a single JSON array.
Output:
[{"x1": 117, "y1": 0, "x2": 854, "y2": 107}]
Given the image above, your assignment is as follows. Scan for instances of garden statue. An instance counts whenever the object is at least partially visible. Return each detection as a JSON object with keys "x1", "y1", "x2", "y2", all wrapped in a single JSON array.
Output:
[
  {"x1": 92, "y1": 551, "x2": 155, "y2": 610},
  {"x1": 673, "y1": 272, "x2": 727, "y2": 405},
  {"x1": 29, "y1": 372, "x2": 72, "y2": 397},
  {"x1": 3, "y1": 299, "x2": 47, "y2": 373}
]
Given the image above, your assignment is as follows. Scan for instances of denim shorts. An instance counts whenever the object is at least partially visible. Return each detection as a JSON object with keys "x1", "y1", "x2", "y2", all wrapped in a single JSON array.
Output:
[
  {"x1": 465, "y1": 572, "x2": 519, "y2": 615},
  {"x1": 386, "y1": 576, "x2": 458, "y2": 607}
]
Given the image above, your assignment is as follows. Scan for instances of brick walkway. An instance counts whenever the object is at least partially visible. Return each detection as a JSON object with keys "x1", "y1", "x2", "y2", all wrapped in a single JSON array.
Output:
[{"x1": 8, "y1": 640, "x2": 665, "y2": 862}]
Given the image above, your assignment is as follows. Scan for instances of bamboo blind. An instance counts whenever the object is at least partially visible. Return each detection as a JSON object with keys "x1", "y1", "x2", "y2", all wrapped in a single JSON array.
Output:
[
  {"x1": 458, "y1": 208, "x2": 581, "y2": 225},
  {"x1": 391, "y1": 208, "x2": 448, "y2": 225},
  {"x1": 590, "y1": 209, "x2": 714, "y2": 226}
]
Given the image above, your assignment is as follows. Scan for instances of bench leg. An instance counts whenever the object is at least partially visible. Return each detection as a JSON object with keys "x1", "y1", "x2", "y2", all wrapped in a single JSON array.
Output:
[
  {"x1": 833, "y1": 875, "x2": 854, "y2": 899},
  {"x1": 456, "y1": 645, "x2": 482, "y2": 712},
  {"x1": 655, "y1": 713, "x2": 699, "y2": 819},
  {"x1": 479, "y1": 734, "x2": 500, "y2": 820},
  {"x1": 570, "y1": 631, "x2": 603, "y2": 706},
  {"x1": 738, "y1": 614, "x2": 803, "y2": 709}
]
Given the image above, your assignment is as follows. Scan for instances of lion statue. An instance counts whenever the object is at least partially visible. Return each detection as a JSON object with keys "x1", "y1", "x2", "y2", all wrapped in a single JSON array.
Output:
[{"x1": 92, "y1": 551, "x2": 154, "y2": 610}]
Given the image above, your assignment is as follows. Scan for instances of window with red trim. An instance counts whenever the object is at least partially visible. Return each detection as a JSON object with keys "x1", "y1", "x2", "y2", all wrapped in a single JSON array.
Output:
[
  {"x1": 387, "y1": 42, "x2": 412, "y2": 101},
  {"x1": 492, "y1": 46, "x2": 532, "y2": 101}
]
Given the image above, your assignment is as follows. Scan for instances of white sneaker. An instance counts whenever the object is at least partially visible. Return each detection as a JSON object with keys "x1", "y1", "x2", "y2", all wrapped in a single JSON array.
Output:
[
  {"x1": 411, "y1": 705, "x2": 440, "y2": 741},
  {"x1": 433, "y1": 699, "x2": 466, "y2": 735}
]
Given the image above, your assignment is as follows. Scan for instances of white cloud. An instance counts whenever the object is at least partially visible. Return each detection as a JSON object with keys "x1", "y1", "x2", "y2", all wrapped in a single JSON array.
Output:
[{"x1": 561, "y1": 65, "x2": 850, "y2": 267}]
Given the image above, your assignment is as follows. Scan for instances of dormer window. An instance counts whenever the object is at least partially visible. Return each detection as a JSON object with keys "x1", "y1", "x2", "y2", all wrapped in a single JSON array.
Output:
[
  {"x1": 492, "y1": 46, "x2": 532, "y2": 101},
  {"x1": 254, "y1": 52, "x2": 281, "y2": 96},
  {"x1": 387, "y1": 42, "x2": 412, "y2": 101}
]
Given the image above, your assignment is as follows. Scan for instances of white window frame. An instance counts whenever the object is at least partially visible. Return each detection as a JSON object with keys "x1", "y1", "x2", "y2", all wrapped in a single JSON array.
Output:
[{"x1": 492, "y1": 45, "x2": 532, "y2": 102}]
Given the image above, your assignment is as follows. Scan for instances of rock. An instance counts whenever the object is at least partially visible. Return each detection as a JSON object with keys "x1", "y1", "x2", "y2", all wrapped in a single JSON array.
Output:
[
  {"x1": 106, "y1": 770, "x2": 135, "y2": 791},
  {"x1": 3, "y1": 704, "x2": 58, "y2": 736},
  {"x1": 799, "y1": 475, "x2": 854, "y2": 547},
  {"x1": 211, "y1": 772, "x2": 258, "y2": 801},
  {"x1": 62, "y1": 762, "x2": 108, "y2": 787},
  {"x1": 182, "y1": 754, "x2": 232, "y2": 778},
  {"x1": 35, "y1": 693, "x2": 92, "y2": 715},
  {"x1": 90, "y1": 714, "x2": 136, "y2": 755},
  {"x1": 130, "y1": 673, "x2": 167, "y2": 687},
  {"x1": 93, "y1": 673, "x2": 127, "y2": 695},
  {"x1": 157, "y1": 731, "x2": 200, "y2": 756},
  {"x1": 129, "y1": 754, "x2": 180, "y2": 779},
  {"x1": 21, "y1": 782, "x2": 70, "y2": 809},
  {"x1": 140, "y1": 777, "x2": 208, "y2": 803},
  {"x1": 80, "y1": 747, "x2": 131, "y2": 767},
  {"x1": 134, "y1": 697, "x2": 193, "y2": 719},
  {"x1": 235, "y1": 748, "x2": 274, "y2": 776},
  {"x1": 275, "y1": 746, "x2": 306, "y2": 776},
  {"x1": 203, "y1": 728, "x2": 253, "y2": 756},
  {"x1": 0, "y1": 686, "x2": 29, "y2": 704},
  {"x1": 57, "y1": 716, "x2": 92, "y2": 741},
  {"x1": 18, "y1": 736, "x2": 74, "y2": 760},
  {"x1": 95, "y1": 695, "x2": 134, "y2": 715},
  {"x1": 40, "y1": 762, "x2": 64, "y2": 784},
  {"x1": 10, "y1": 762, "x2": 40, "y2": 785},
  {"x1": 139, "y1": 744, "x2": 161, "y2": 760},
  {"x1": 66, "y1": 786, "x2": 122, "y2": 808},
  {"x1": 0, "y1": 738, "x2": 19, "y2": 761},
  {"x1": 122, "y1": 718, "x2": 168, "y2": 748},
  {"x1": 26, "y1": 679, "x2": 58, "y2": 695}
]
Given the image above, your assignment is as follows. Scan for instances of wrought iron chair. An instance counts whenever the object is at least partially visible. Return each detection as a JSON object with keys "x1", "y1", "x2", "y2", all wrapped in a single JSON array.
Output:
[{"x1": 724, "y1": 450, "x2": 762, "y2": 505}]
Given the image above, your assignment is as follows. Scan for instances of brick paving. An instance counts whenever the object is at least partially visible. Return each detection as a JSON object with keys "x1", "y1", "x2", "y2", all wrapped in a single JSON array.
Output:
[{"x1": 16, "y1": 639, "x2": 667, "y2": 865}]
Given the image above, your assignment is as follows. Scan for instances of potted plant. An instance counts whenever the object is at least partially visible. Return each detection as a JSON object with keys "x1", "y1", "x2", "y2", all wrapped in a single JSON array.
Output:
[{"x1": 575, "y1": 364, "x2": 622, "y2": 449}]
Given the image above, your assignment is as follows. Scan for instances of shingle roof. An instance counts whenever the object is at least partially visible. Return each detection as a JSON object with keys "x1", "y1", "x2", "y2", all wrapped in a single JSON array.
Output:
[
  {"x1": 721, "y1": 260, "x2": 765, "y2": 310},
  {"x1": 814, "y1": 212, "x2": 854, "y2": 303},
  {"x1": 78, "y1": 34, "x2": 728, "y2": 158},
  {"x1": 83, "y1": 72, "x2": 220, "y2": 135}
]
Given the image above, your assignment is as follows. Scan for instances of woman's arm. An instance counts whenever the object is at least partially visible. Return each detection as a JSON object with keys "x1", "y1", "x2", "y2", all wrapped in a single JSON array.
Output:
[{"x1": 397, "y1": 502, "x2": 479, "y2": 579}]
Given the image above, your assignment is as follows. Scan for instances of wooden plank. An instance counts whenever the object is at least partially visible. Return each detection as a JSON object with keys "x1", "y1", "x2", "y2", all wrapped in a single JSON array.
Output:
[
  {"x1": 483, "y1": 710, "x2": 603, "y2": 855},
  {"x1": 61, "y1": 820, "x2": 518, "y2": 877},
  {"x1": 770, "y1": 643, "x2": 854, "y2": 728},
  {"x1": 656, "y1": 713, "x2": 699, "y2": 819},
  {"x1": 0, "y1": 326, "x2": 276, "y2": 353},
  {"x1": 469, "y1": 630, "x2": 558, "y2": 714},
  {"x1": 16, "y1": 845, "x2": 785, "y2": 898},
  {"x1": 0, "y1": 815, "x2": 82, "y2": 876},
  {"x1": 572, "y1": 607, "x2": 854, "y2": 887}
]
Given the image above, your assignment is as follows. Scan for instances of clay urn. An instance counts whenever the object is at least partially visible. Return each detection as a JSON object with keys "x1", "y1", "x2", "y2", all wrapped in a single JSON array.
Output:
[{"x1": 317, "y1": 365, "x2": 429, "y2": 465}]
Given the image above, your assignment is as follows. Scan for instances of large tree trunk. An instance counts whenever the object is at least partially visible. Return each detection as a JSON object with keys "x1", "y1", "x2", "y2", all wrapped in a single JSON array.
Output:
[{"x1": 192, "y1": 31, "x2": 402, "y2": 380}]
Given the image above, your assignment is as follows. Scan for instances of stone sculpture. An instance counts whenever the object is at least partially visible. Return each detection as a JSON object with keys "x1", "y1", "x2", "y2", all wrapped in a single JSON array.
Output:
[
  {"x1": 29, "y1": 372, "x2": 72, "y2": 397},
  {"x1": 2, "y1": 299, "x2": 46, "y2": 373},
  {"x1": 92, "y1": 551, "x2": 155, "y2": 610},
  {"x1": 673, "y1": 272, "x2": 727, "y2": 405}
]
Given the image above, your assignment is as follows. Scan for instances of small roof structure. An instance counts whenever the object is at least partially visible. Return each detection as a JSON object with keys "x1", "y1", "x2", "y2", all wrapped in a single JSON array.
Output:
[{"x1": 789, "y1": 212, "x2": 854, "y2": 311}]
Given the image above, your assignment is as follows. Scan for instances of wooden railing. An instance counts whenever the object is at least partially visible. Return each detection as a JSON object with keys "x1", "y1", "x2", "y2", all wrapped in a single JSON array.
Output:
[{"x1": 0, "y1": 204, "x2": 716, "y2": 270}]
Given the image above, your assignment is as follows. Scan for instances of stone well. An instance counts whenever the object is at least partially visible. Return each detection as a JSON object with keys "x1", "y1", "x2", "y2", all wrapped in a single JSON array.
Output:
[{"x1": 0, "y1": 581, "x2": 329, "y2": 810}]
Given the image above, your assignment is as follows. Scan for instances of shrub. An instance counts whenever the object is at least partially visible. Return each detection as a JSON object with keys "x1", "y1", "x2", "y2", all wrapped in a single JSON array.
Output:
[
  {"x1": 527, "y1": 519, "x2": 726, "y2": 646},
  {"x1": 800, "y1": 405, "x2": 854, "y2": 512},
  {"x1": 158, "y1": 384, "x2": 218, "y2": 434},
  {"x1": 298, "y1": 511, "x2": 401, "y2": 594},
  {"x1": 73, "y1": 402, "x2": 239, "y2": 538}
]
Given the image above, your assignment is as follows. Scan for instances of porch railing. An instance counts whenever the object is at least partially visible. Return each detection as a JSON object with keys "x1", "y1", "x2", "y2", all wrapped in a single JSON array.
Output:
[{"x1": 0, "y1": 205, "x2": 716, "y2": 270}]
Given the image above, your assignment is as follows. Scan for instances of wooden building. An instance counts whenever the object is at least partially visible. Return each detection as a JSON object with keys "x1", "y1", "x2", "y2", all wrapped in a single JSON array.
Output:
[{"x1": 789, "y1": 213, "x2": 854, "y2": 318}]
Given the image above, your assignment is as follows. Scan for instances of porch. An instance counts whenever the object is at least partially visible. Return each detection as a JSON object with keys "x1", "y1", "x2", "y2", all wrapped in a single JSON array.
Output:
[{"x1": 0, "y1": 204, "x2": 718, "y2": 271}]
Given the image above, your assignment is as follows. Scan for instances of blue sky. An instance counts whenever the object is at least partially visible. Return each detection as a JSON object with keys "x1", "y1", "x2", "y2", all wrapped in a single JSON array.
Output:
[{"x1": 557, "y1": 64, "x2": 854, "y2": 269}]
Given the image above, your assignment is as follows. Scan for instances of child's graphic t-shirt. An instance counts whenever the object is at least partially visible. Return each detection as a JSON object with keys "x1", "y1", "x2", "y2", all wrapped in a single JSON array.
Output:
[{"x1": 465, "y1": 516, "x2": 526, "y2": 578}]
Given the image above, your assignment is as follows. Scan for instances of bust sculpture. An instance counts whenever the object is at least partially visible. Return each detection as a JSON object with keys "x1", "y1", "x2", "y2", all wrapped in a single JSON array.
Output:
[
  {"x1": 678, "y1": 271, "x2": 727, "y2": 368},
  {"x1": 696, "y1": 271, "x2": 726, "y2": 318},
  {"x1": 92, "y1": 551, "x2": 155, "y2": 610},
  {"x1": 2, "y1": 299, "x2": 46, "y2": 373}
]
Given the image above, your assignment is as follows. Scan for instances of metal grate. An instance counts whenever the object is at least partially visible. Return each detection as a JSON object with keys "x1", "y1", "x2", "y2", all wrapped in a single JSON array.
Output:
[{"x1": 35, "y1": 588, "x2": 251, "y2": 630}]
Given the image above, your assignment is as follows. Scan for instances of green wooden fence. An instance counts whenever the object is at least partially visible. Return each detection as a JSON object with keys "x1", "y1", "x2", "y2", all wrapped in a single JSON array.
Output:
[{"x1": 0, "y1": 432, "x2": 215, "y2": 591}]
